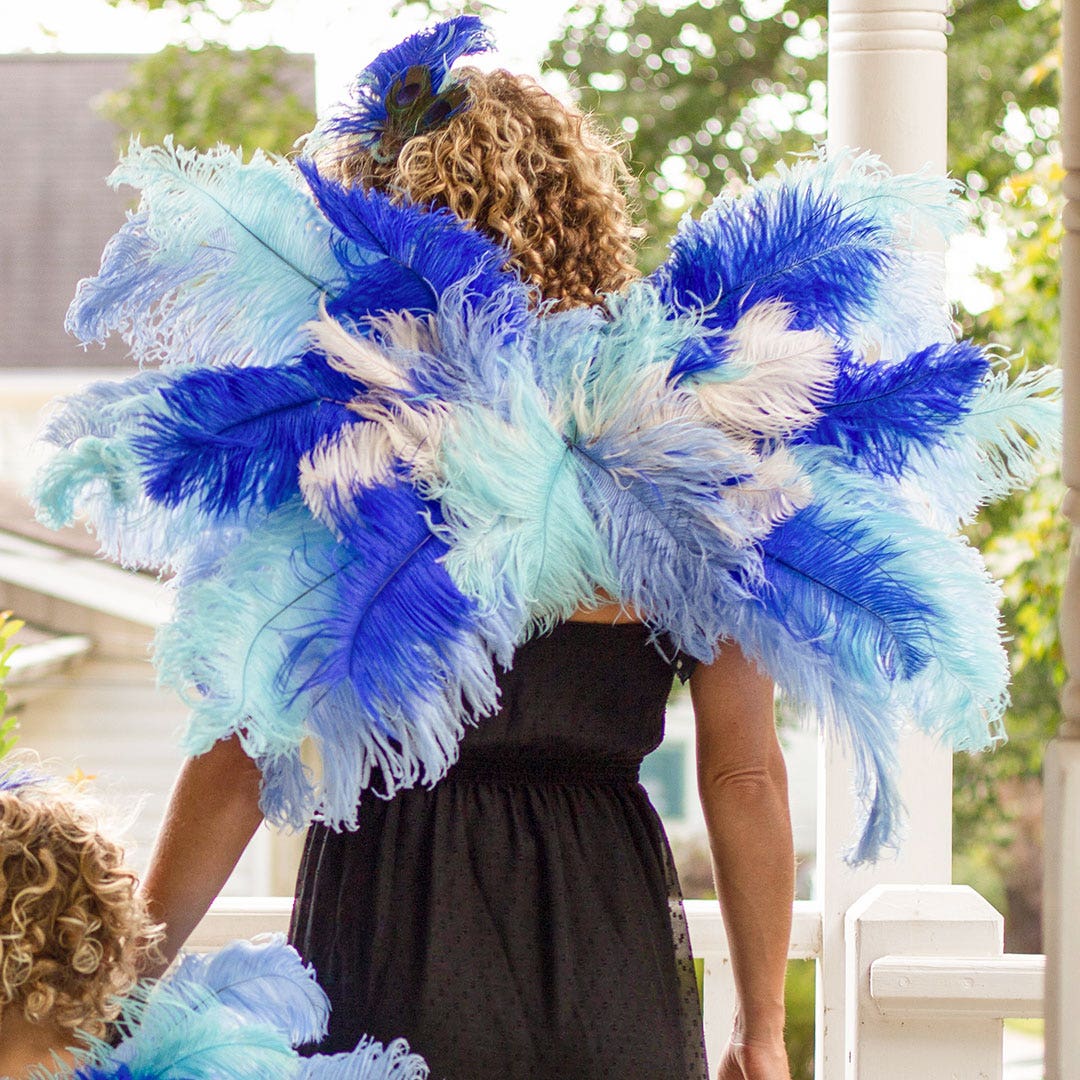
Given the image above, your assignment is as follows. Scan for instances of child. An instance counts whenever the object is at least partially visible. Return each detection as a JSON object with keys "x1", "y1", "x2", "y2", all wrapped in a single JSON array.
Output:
[
  {"x1": 0, "y1": 761, "x2": 428, "y2": 1080},
  {"x1": 0, "y1": 762, "x2": 160, "y2": 1080}
]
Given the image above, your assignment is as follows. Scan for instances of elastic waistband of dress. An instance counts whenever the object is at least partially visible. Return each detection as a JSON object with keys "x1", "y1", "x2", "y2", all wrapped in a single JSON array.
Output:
[{"x1": 447, "y1": 755, "x2": 641, "y2": 786}]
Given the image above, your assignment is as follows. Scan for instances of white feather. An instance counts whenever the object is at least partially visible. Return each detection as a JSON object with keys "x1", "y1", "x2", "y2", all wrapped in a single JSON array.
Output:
[
  {"x1": 305, "y1": 297, "x2": 413, "y2": 392},
  {"x1": 695, "y1": 299, "x2": 837, "y2": 438},
  {"x1": 718, "y1": 445, "x2": 813, "y2": 536},
  {"x1": 300, "y1": 423, "x2": 396, "y2": 527}
]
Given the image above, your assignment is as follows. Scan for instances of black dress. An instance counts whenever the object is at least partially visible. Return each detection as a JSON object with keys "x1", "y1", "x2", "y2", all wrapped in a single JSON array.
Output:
[{"x1": 289, "y1": 620, "x2": 708, "y2": 1079}]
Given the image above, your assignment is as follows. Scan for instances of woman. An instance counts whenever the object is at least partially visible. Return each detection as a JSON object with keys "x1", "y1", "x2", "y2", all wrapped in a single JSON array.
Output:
[
  {"x1": 44, "y1": 13, "x2": 1044, "y2": 1080},
  {"x1": 135, "y1": 34, "x2": 794, "y2": 1080}
]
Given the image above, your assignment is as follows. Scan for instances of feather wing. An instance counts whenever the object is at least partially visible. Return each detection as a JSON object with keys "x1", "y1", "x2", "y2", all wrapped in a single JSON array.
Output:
[{"x1": 68, "y1": 140, "x2": 345, "y2": 369}]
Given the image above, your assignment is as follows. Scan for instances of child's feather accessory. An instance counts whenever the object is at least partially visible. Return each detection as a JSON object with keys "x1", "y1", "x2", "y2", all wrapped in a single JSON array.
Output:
[
  {"x1": 35, "y1": 18, "x2": 1059, "y2": 861},
  {"x1": 66, "y1": 936, "x2": 429, "y2": 1080}
]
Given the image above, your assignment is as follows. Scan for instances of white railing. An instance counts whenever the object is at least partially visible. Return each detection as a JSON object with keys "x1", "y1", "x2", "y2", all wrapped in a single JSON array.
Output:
[{"x1": 190, "y1": 886, "x2": 1044, "y2": 1079}]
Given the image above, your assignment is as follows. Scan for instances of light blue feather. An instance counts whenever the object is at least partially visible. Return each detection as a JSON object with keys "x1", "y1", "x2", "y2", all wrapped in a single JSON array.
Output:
[
  {"x1": 68, "y1": 139, "x2": 345, "y2": 368},
  {"x1": 74, "y1": 985, "x2": 297, "y2": 1080},
  {"x1": 904, "y1": 363, "x2": 1062, "y2": 526},
  {"x1": 38, "y1": 371, "x2": 172, "y2": 447},
  {"x1": 428, "y1": 367, "x2": 616, "y2": 632},
  {"x1": 299, "y1": 1037, "x2": 430, "y2": 1080},
  {"x1": 32, "y1": 434, "x2": 246, "y2": 573},
  {"x1": 166, "y1": 936, "x2": 328, "y2": 1047}
]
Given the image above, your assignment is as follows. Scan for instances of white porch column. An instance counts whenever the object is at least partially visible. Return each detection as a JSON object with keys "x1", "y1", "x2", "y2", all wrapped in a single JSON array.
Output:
[
  {"x1": 1045, "y1": 1, "x2": 1080, "y2": 1076},
  {"x1": 822, "y1": 4, "x2": 952, "y2": 1078},
  {"x1": 846, "y1": 886, "x2": 1004, "y2": 1079}
]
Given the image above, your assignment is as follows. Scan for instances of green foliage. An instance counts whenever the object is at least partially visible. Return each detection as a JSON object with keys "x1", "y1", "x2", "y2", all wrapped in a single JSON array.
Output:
[
  {"x1": 0, "y1": 612, "x2": 24, "y2": 759},
  {"x1": 547, "y1": 0, "x2": 827, "y2": 265},
  {"x1": 95, "y1": 43, "x2": 315, "y2": 157},
  {"x1": 784, "y1": 960, "x2": 815, "y2": 1080},
  {"x1": 102, "y1": 0, "x2": 273, "y2": 21}
]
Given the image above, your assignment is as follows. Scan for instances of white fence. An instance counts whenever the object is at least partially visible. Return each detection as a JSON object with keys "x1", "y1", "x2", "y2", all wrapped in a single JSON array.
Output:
[{"x1": 190, "y1": 886, "x2": 1045, "y2": 1080}]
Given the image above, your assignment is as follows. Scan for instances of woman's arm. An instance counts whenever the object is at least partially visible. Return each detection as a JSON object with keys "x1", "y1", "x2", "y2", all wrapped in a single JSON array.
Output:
[
  {"x1": 690, "y1": 643, "x2": 794, "y2": 1080},
  {"x1": 139, "y1": 733, "x2": 265, "y2": 975}
]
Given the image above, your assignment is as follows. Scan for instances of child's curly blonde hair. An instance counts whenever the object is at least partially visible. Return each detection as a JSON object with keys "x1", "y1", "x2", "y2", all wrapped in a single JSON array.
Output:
[
  {"x1": 0, "y1": 767, "x2": 162, "y2": 1041},
  {"x1": 328, "y1": 68, "x2": 639, "y2": 309}
]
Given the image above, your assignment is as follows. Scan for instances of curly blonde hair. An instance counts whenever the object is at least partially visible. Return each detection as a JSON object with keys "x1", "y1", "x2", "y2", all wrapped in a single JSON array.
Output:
[
  {"x1": 0, "y1": 771, "x2": 162, "y2": 1041},
  {"x1": 329, "y1": 68, "x2": 639, "y2": 309}
]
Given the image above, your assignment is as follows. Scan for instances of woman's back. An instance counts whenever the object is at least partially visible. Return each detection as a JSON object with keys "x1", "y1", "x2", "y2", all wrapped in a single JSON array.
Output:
[{"x1": 290, "y1": 621, "x2": 707, "y2": 1079}]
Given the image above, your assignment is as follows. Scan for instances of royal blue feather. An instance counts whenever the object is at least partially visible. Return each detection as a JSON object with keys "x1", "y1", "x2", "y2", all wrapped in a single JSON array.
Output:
[
  {"x1": 299, "y1": 161, "x2": 528, "y2": 336},
  {"x1": 758, "y1": 503, "x2": 938, "y2": 683},
  {"x1": 652, "y1": 152, "x2": 962, "y2": 373},
  {"x1": 797, "y1": 341, "x2": 991, "y2": 478},
  {"x1": 133, "y1": 355, "x2": 362, "y2": 516},
  {"x1": 313, "y1": 15, "x2": 494, "y2": 151}
]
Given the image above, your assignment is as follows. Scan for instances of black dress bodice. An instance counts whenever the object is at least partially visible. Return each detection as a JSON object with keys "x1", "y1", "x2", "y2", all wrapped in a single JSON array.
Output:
[{"x1": 289, "y1": 620, "x2": 707, "y2": 1079}]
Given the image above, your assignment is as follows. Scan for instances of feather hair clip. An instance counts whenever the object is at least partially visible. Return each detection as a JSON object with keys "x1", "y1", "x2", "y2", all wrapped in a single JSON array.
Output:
[{"x1": 309, "y1": 15, "x2": 495, "y2": 164}]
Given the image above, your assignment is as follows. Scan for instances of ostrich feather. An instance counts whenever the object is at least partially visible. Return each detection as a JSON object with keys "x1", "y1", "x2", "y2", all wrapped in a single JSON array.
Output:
[
  {"x1": 156, "y1": 493, "x2": 506, "y2": 828},
  {"x1": 166, "y1": 936, "x2": 328, "y2": 1047},
  {"x1": 299, "y1": 400, "x2": 447, "y2": 527},
  {"x1": 797, "y1": 340, "x2": 991, "y2": 478},
  {"x1": 68, "y1": 140, "x2": 344, "y2": 369},
  {"x1": 307, "y1": 15, "x2": 494, "y2": 156},
  {"x1": 38, "y1": 371, "x2": 172, "y2": 447},
  {"x1": 299, "y1": 1037, "x2": 430, "y2": 1080},
  {"x1": 299, "y1": 161, "x2": 530, "y2": 337},
  {"x1": 74, "y1": 991, "x2": 296, "y2": 1080},
  {"x1": 651, "y1": 150, "x2": 961, "y2": 363},
  {"x1": 726, "y1": 449, "x2": 1012, "y2": 859},
  {"x1": 690, "y1": 299, "x2": 837, "y2": 439},
  {"x1": 903, "y1": 363, "x2": 1062, "y2": 525},
  {"x1": 133, "y1": 355, "x2": 362, "y2": 516},
  {"x1": 306, "y1": 299, "x2": 413, "y2": 391},
  {"x1": 429, "y1": 369, "x2": 615, "y2": 630},
  {"x1": 32, "y1": 431, "x2": 248, "y2": 573}
]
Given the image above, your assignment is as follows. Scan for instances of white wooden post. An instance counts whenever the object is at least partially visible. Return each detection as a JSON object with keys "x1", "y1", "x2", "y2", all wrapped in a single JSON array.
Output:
[
  {"x1": 823, "y1": 4, "x2": 953, "y2": 1077},
  {"x1": 846, "y1": 885, "x2": 1004, "y2": 1079},
  {"x1": 1045, "y1": 0, "x2": 1080, "y2": 1076}
]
